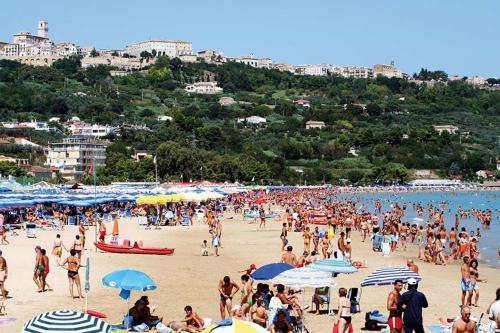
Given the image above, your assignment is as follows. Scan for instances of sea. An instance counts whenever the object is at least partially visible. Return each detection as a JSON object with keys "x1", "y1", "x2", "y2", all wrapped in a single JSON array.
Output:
[{"x1": 337, "y1": 190, "x2": 500, "y2": 268}]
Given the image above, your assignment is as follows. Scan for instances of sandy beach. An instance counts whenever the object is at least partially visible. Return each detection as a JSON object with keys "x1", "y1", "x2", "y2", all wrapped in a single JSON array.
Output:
[{"x1": 1, "y1": 211, "x2": 498, "y2": 332}]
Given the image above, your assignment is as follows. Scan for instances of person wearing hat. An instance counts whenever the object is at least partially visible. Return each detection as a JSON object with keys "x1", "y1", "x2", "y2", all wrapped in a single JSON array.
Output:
[
  {"x1": 397, "y1": 278, "x2": 428, "y2": 333},
  {"x1": 344, "y1": 238, "x2": 352, "y2": 261}
]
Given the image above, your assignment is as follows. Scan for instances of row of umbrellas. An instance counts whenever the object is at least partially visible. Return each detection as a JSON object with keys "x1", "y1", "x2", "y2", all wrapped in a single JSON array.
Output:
[
  {"x1": 136, "y1": 191, "x2": 225, "y2": 205},
  {"x1": 22, "y1": 265, "x2": 422, "y2": 333}
]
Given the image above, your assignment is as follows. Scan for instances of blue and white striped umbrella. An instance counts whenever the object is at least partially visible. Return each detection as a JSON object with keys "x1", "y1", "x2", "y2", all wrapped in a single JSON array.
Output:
[
  {"x1": 361, "y1": 267, "x2": 422, "y2": 287},
  {"x1": 309, "y1": 258, "x2": 358, "y2": 274},
  {"x1": 271, "y1": 267, "x2": 337, "y2": 288},
  {"x1": 23, "y1": 310, "x2": 110, "y2": 333}
]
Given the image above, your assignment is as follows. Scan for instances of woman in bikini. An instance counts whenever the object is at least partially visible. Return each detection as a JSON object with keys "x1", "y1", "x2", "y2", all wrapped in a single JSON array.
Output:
[
  {"x1": 60, "y1": 249, "x2": 83, "y2": 299},
  {"x1": 73, "y1": 235, "x2": 83, "y2": 259},
  {"x1": 302, "y1": 227, "x2": 311, "y2": 253},
  {"x1": 336, "y1": 288, "x2": 352, "y2": 333},
  {"x1": 469, "y1": 259, "x2": 487, "y2": 307},
  {"x1": 280, "y1": 223, "x2": 288, "y2": 251}
]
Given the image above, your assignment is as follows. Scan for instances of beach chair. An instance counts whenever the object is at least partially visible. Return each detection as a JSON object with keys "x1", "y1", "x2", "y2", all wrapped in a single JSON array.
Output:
[
  {"x1": 26, "y1": 223, "x2": 37, "y2": 238},
  {"x1": 347, "y1": 287, "x2": 361, "y2": 313},
  {"x1": 310, "y1": 287, "x2": 331, "y2": 314}
]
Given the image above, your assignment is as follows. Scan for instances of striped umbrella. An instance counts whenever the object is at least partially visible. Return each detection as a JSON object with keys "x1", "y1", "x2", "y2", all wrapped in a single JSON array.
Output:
[
  {"x1": 23, "y1": 310, "x2": 110, "y2": 333},
  {"x1": 202, "y1": 319, "x2": 267, "y2": 333},
  {"x1": 271, "y1": 267, "x2": 336, "y2": 288},
  {"x1": 361, "y1": 267, "x2": 422, "y2": 287},
  {"x1": 309, "y1": 258, "x2": 358, "y2": 274}
]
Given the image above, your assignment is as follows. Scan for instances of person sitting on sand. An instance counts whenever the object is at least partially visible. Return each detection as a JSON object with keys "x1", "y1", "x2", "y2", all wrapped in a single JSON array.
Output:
[
  {"x1": 232, "y1": 304, "x2": 246, "y2": 320},
  {"x1": 218, "y1": 276, "x2": 239, "y2": 320},
  {"x1": 270, "y1": 310, "x2": 293, "y2": 333},
  {"x1": 251, "y1": 298, "x2": 268, "y2": 328},
  {"x1": 168, "y1": 305, "x2": 202, "y2": 332},
  {"x1": 452, "y1": 305, "x2": 476, "y2": 333}
]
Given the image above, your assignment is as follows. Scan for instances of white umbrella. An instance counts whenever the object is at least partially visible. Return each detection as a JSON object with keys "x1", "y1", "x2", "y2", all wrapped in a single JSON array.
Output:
[
  {"x1": 23, "y1": 310, "x2": 110, "y2": 333},
  {"x1": 271, "y1": 267, "x2": 336, "y2": 288}
]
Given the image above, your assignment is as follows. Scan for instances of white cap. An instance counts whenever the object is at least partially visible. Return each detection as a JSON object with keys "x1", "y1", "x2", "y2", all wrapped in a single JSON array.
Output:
[
  {"x1": 407, "y1": 278, "x2": 418, "y2": 285},
  {"x1": 346, "y1": 238, "x2": 352, "y2": 243},
  {"x1": 232, "y1": 305, "x2": 241, "y2": 312}
]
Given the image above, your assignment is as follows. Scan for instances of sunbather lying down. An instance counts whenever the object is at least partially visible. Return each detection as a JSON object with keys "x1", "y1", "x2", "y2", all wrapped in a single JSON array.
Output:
[{"x1": 166, "y1": 305, "x2": 209, "y2": 332}]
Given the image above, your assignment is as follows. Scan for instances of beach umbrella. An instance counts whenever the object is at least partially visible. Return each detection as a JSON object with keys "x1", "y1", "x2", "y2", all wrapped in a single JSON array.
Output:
[
  {"x1": 102, "y1": 269, "x2": 157, "y2": 330},
  {"x1": 271, "y1": 267, "x2": 336, "y2": 289},
  {"x1": 157, "y1": 194, "x2": 186, "y2": 204},
  {"x1": 361, "y1": 267, "x2": 422, "y2": 287},
  {"x1": 251, "y1": 263, "x2": 293, "y2": 280},
  {"x1": 253, "y1": 197, "x2": 266, "y2": 204},
  {"x1": 22, "y1": 309, "x2": 110, "y2": 333},
  {"x1": 202, "y1": 318, "x2": 267, "y2": 333},
  {"x1": 136, "y1": 195, "x2": 159, "y2": 205},
  {"x1": 309, "y1": 258, "x2": 358, "y2": 274}
]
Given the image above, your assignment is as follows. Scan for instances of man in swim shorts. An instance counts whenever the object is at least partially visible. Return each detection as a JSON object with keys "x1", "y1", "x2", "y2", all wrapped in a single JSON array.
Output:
[
  {"x1": 33, "y1": 246, "x2": 43, "y2": 292},
  {"x1": 387, "y1": 280, "x2": 404, "y2": 333},
  {"x1": 460, "y1": 256, "x2": 472, "y2": 307}
]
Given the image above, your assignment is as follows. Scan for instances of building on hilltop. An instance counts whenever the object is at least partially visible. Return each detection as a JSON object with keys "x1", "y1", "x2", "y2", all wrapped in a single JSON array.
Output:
[
  {"x1": 332, "y1": 66, "x2": 374, "y2": 79},
  {"x1": 125, "y1": 39, "x2": 192, "y2": 58},
  {"x1": 295, "y1": 64, "x2": 331, "y2": 76},
  {"x1": 230, "y1": 54, "x2": 273, "y2": 69},
  {"x1": 0, "y1": 20, "x2": 82, "y2": 64},
  {"x1": 373, "y1": 61, "x2": 403, "y2": 78},
  {"x1": 305, "y1": 120, "x2": 325, "y2": 129},
  {"x1": 433, "y1": 125, "x2": 459, "y2": 135},
  {"x1": 46, "y1": 136, "x2": 108, "y2": 180},
  {"x1": 185, "y1": 81, "x2": 223, "y2": 94},
  {"x1": 237, "y1": 116, "x2": 267, "y2": 125},
  {"x1": 293, "y1": 99, "x2": 311, "y2": 108}
]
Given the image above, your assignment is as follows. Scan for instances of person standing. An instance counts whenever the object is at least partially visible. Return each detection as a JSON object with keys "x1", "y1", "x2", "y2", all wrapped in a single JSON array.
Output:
[
  {"x1": 33, "y1": 246, "x2": 43, "y2": 292},
  {"x1": 78, "y1": 221, "x2": 88, "y2": 249},
  {"x1": 460, "y1": 256, "x2": 472, "y2": 307},
  {"x1": 0, "y1": 250, "x2": 8, "y2": 299},
  {"x1": 486, "y1": 288, "x2": 500, "y2": 329},
  {"x1": 218, "y1": 276, "x2": 239, "y2": 320},
  {"x1": 387, "y1": 280, "x2": 404, "y2": 333},
  {"x1": 60, "y1": 249, "x2": 83, "y2": 299},
  {"x1": 469, "y1": 259, "x2": 487, "y2": 307},
  {"x1": 397, "y1": 278, "x2": 428, "y2": 333}
]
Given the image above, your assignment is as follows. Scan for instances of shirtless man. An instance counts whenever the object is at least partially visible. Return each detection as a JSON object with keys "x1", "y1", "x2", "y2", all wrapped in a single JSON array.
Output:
[
  {"x1": 407, "y1": 259, "x2": 419, "y2": 273},
  {"x1": 98, "y1": 220, "x2": 107, "y2": 243},
  {"x1": 461, "y1": 256, "x2": 472, "y2": 307},
  {"x1": 33, "y1": 246, "x2": 43, "y2": 292},
  {"x1": 78, "y1": 221, "x2": 88, "y2": 249},
  {"x1": 0, "y1": 250, "x2": 8, "y2": 299},
  {"x1": 251, "y1": 298, "x2": 268, "y2": 327},
  {"x1": 179, "y1": 305, "x2": 204, "y2": 332},
  {"x1": 337, "y1": 232, "x2": 346, "y2": 259},
  {"x1": 218, "y1": 276, "x2": 239, "y2": 320},
  {"x1": 452, "y1": 305, "x2": 476, "y2": 333},
  {"x1": 387, "y1": 280, "x2": 404, "y2": 333},
  {"x1": 281, "y1": 246, "x2": 298, "y2": 266}
]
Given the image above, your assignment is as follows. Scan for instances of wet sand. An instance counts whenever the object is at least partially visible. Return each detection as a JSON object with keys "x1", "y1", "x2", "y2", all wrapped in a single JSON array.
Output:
[{"x1": 1, "y1": 211, "x2": 498, "y2": 332}]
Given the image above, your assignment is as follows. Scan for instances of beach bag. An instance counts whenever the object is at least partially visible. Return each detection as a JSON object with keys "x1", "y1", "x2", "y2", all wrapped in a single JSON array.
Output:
[
  {"x1": 133, "y1": 323, "x2": 149, "y2": 332},
  {"x1": 156, "y1": 322, "x2": 173, "y2": 333}
]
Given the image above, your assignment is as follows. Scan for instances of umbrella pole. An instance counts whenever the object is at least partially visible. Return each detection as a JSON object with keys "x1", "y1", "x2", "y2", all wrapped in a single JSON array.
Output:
[{"x1": 126, "y1": 296, "x2": 130, "y2": 331}]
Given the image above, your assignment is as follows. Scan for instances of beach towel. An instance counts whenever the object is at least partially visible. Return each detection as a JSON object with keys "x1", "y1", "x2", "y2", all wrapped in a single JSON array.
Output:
[{"x1": 0, "y1": 317, "x2": 16, "y2": 324}]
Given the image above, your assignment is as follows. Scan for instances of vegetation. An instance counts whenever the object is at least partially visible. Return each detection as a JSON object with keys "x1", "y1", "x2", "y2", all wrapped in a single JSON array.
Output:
[{"x1": 0, "y1": 56, "x2": 499, "y2": 184}]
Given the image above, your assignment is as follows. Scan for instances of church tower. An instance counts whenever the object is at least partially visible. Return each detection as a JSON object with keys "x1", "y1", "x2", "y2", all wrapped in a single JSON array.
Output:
[{"x1": 37, "y1": 20, "x2": 48, "y2": 38}]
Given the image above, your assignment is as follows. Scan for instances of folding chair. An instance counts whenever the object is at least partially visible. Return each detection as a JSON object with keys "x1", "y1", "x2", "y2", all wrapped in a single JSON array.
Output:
[
  {"x1": 311, "y1": 287, "x2": 331, "y2": 314},
  {"x1": 347, "y1": 287, "x2": 362, "y2": 313}
]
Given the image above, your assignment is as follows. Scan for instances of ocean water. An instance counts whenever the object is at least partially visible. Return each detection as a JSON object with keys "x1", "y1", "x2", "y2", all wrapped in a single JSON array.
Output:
[{"x1": 337, "y1": 191, "x2": 500, "y2": 268}]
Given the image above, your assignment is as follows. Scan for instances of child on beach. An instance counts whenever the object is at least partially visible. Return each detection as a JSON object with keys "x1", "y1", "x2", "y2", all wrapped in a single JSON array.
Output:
[{"x1": 201, "y1": 240, "x2": 209, "y2": 256}]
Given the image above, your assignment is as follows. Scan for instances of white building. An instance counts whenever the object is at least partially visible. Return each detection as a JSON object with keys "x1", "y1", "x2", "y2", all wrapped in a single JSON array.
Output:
[
  {"x1": 466, "y1": 76, "x2": 487, "y2": 86},
  {"x1": 81, "y1": 56, "x2": 144, "y2": 70},
  {"x1": 0, "y1": 21, "x2": 82, "y2": 60},
  {"x1": 305, "y1": 120, "x2": 325, "y2": 129},
  {"x1": 272, "y1": 63, "x2": 295, "y2": 73},
  {"x1": 232, "y1": 54, "x2": 273, "y2": 69},
  {"x1": 237, "y1": 116, "x2": 267, "y2": 125},
  {"x1": 433, "y1": 125, "x2": 459, "y2": 135},
  {"x1": 66, "y1": 122, "x2": 114, "y2": 137},
  {"x1": 185, "y1": 81, "x2": 223, "y2": 94},
  {"x1": 1, "y1": 120, "x2": 50, "y2": 131},
  {"x1": 332, "y1": 66, "x2": 374, "y2": 79},
  {"x1": 125, "y1": 39, "x2": 192, "y2": 58},
  {"x1": 46, "y1": 136, "x2": 108, "y2": 180},
  {"x1": 295, "y1": 64, "x2": 331, "y2": 76},
  {"x1": 157, "y1": 115, "x2": 173, "y2": 122},
  {"x1": 373, "y1": 61, "x2": 403, "y2": 78}
]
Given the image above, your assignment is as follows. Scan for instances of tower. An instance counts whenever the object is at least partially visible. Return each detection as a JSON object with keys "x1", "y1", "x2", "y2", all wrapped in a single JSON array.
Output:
[{"x1": 37, "y1": 20, "x2": 48, "y2": 38}]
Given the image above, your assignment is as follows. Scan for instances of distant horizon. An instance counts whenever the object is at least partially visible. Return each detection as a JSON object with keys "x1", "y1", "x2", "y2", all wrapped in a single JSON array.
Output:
[{"x1": 1, "y1": 0, "x2": 499, "y2": 78}]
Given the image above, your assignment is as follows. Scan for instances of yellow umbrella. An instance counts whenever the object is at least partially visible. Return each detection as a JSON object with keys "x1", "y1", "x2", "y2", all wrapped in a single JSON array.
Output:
[
  {"x1": 157, "y1": 194, "x2": 186, "y2": 204},
  {"x1": 136, "y1": 195, "x2": 159, "y2": 205}
]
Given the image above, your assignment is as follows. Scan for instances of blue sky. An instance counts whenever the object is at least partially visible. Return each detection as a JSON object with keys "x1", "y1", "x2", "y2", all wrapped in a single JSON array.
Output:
[{"x1": 1, "y1": 0, "x2": 499, "y2": 77}]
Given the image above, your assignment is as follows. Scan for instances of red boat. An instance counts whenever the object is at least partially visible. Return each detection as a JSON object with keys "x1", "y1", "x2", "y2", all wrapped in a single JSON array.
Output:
[{"x1": 94, "y1": 241, "x2": 175, "y2": 255}]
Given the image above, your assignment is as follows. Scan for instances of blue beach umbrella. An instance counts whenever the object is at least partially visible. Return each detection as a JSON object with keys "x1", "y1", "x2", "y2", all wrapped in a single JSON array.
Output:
[
  {"x1": 102, "y1": 269, "x2": 157, "y2": 330},
  {"x1": 309, "y1": 258, "x2": 358, "y2": 275},
  {"x1": 251, "y1": 263, "x2": 294, "y2": 280}
]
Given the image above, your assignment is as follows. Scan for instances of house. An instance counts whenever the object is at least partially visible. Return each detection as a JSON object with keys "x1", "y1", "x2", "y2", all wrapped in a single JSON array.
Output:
[
  {"x1": 433, "y1": 125, "x2": 459, "y2": 135},
  {"x1": 29, "y1": 166, "x2": 57, "y2": 179},
  {"x1": 185, "y1": 81, "x2": 223, "y2": 94},
  {"x1": 0, "y1": 155, "x2": 16, "y2": 162},
  {"x1": 157, "y1": 115, "x2": 173, "y2": 122},
  {"x1": 293, "y1": 99, "x2": 311, "y2": 108},
  {"x1": 14, "y1": 137, "x2": 40, "y2": 148},
  {"x1": 219, "y1": 97, "x2": 236, "y2": 106},
  {"x1": 476, "y1": 170, "x2": 494, "y2": 179},
  {"x1": 344, "y1": 103, "x2": 367, "y2": 111},
  {"x1": 305, "y1": 120, "x2": 325, "y2": 129},
  {"x1": 131, "y1": 150, "x2": 153, "y2": 162},
  {"x1": 237, "y1": 116, "x2": 267, "y2": 125}
]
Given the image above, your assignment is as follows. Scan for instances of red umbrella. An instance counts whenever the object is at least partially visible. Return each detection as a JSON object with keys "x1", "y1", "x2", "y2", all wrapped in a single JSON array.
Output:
[{"x1": 254, "y1": 198, "x2": 266, "y2": 204}]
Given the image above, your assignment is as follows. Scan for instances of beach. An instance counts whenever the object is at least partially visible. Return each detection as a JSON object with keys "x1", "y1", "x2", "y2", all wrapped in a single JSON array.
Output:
[{"x1": 1, "y1": 209, "x2": 498, "y2": 332}]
